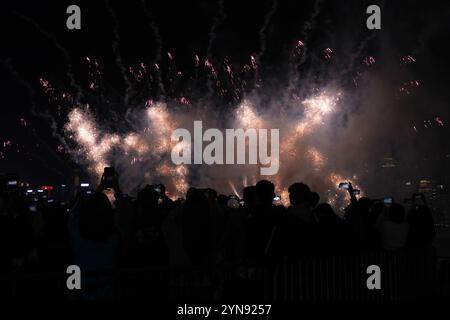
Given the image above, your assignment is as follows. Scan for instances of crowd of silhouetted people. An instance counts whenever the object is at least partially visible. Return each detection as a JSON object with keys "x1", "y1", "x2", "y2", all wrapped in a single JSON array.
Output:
[{"x1": 0, "y1": 173, "x2": 437, "y2": 299}]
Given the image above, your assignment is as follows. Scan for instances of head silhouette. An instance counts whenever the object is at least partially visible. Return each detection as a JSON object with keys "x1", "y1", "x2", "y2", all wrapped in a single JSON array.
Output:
[
  {"x1": 288, "y1": 182, "x2": 311, "y2": 206},
  {"x1": 255, "y1": 180, "x2": 275, "y2": 205},
  {"x1": 182, "y1": 189, "x2": 211, "y2": 264},
  {"x1": 243, "y1": 186, "x2": 257, "y2": 207},
  {"x1": 79, "y1": 192, "x2": 114, "y2": 242},
  {"x1": 136, "y1": 185, "x2": 160, "y2": 223}
]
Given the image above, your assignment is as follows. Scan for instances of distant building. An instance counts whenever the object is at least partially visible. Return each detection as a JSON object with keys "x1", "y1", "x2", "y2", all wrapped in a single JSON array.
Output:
[{"x1": 381, "y1": 156, "x2": 397, "y2": 168}]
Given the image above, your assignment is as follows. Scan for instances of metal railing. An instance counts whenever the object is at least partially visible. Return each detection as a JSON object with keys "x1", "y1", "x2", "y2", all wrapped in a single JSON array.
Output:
[{"x1": 0, "y1": 247, "x2": 448, "y2": 301}]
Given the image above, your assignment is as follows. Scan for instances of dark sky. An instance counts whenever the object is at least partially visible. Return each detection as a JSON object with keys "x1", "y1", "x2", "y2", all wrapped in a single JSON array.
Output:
[{"x1": 1, "y1": 0, "x2": 450, "y2": 187}]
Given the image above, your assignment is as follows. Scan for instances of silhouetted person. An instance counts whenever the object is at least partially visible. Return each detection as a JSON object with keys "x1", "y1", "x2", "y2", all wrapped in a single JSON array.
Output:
[
  {"x1": 314, "y1": 203, "x2": 353, "y2": 254},
  {"x1": 206, "y1": 188, "x2": 228, "y2": 263},
  {"x1": 163, "y1": 188, "x2": 212, "y2": 266},
  {"x1": 245, "y1": 180, "x2": 284, "y2": 263},
  {"x1": 376, "y1": 203, "x2": 408, "y2": 251},
  {"x1": 131, "y1": 185, "x2": 168, "y2": 266},
  {"x1": 154, "y1": 183, "x2": 175, "y2": 213},
  {"x1": 72, "y1": 192, "x2": 117, "y2": 269},
  {"x1": 407, "y1": 205, "x2": 435, "y2": 247},
  {"x1": 267, "y1": 182, "x2": 318, "y2": 259},
  {"x1": 182, "y1": 189, "x2": 212, "y2": 265},
  {"x1": 288, "y1": 182, "x2": 314, "y2": 223},
  {"x1": 345, "y1": 197, "x2": 379, "y2": 251},
  {"x1": 68, "y1": 185, "x2": 119, "y2": 299}
]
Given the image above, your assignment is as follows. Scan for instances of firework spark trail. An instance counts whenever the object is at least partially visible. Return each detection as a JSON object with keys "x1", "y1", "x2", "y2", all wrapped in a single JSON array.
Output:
[
  {"x1": 2, "y1": 59, "x2": 41, "y2": 122},
  {"x1": 65, "y1": 107, "x2": 120, "y2": 176},
  {"x1": 298, "y1": 0, "x2": 323, "y2": 66},
  {"x1": 234, "y1": 100, "x2": 264, "y2": 129},
  {"x1": 140, "y1": 0, "x2": 166, "y2": 97},
  {"x1": 307, "y1": 147, "x2": 325, "y2": 171},
  {"x1": 254, "y1": 0, "x2": 277, "y2": 84},
  {"x1": 340, "y1": 0, "x2": 386, "y2": 79},
  {"x1": 8, "y1": 1, "x2": 446, "y2": 213},
  {"x1": 140, "y1": 0, "x2": 162, "y2": 65},
  {"x1": 13, "y1": 12, "x2": 84, "y2": 103},
  {"x1": 294, "y1": 90, "x2": 341, "y2": 137},
  {"x1": 207, "y1": 0, "x2": 226, "y2": 59},
  {"x1": 105, "y1": 0, "x2": 133, "y2": 106},
  {"x1": 146, "y1": 103, "x2": 176, "y2": 154},
  {"x1": 228, "y1": 180, "x2": 240, "y2": 198},
  {"x1": 257, "y1": 0, "x2": 277, "y2": 62},
  {"x1": 276, "y1": 89, "x2": 355, "y2": 204},
  {"x1": 227, "y1": 90, "x2": 357, "y2": 208},
  {"x1": 64, "y1": 102, "x2": 189, "y2": 195},
  {"x1": 286, "y1": 41, "x2": 305, "y2": 101},
  {"x1": 145, "y1": 104, "x2": 189, "y2": 195},
  {"x1": 39, "y1": 47, "x2": 364, "y2": 209},
  {"x1": 341, "y1": 32, "x2": 377, "y2": 78},
  {"x1": 242, "y1": 175, "x2": 248, "y2": 187},
  {"x1": 287, "y1": 0, "x2": 322, "y2": 94},
  {"x1": 32, "y1": 7, "x2": 383, "y2": 208},
  {"x1": 1, "y1": 60, "x2": 73, "y2": 169},
  {"x1": 204, "y1": 59, "x2": 218, "y2": 100}
]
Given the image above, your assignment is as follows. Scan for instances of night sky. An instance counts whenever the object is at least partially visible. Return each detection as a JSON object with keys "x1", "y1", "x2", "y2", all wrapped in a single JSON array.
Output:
[{"x1": 1, "y1": 0, "x2": 450, "y2": 191}]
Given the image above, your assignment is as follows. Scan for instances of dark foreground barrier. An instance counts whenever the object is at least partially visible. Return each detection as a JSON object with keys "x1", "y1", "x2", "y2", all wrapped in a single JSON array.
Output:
[{"x1": 0, "y1": 247, "x2": 449, "y2": 301}]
